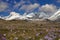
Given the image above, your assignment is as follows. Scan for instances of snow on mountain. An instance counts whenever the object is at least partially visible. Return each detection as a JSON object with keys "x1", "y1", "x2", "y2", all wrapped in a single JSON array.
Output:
[
  {"x1": 0, "y1": 12, "x2": 50, "y2": 21},
  {"x1": 18, "y1": 12, "x2": 35, "y2": 20},
  {"x1": 26, "y1": 13, "x2": 35, "y2": 18},
  {"x1": 39, "y1": 12, "x2": 49, "y2": 19},
  {"x1": 26, "y1": 12, "x2": 49, "y2": 21},
  {"x1": 0, "y1": 16, "x2": 1, "y2": 18},
  {"x1": 0, "y1": 12, "x2": 35, "y2": 20},
  {"x1": 1, "y1": 10, "x2": 60, "y2": 21},
  {"x1": 1, "y1": 12, "x2": 21, "y2": 20},
  {"x1": 48, "y1": 9, "x2": 60, "y2": 21}
]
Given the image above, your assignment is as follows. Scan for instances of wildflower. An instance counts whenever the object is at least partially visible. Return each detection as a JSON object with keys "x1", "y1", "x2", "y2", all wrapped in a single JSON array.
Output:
[
  {"x1": 40, "y1": 38, "x2": 43, "y2": 40},
  {"x1": 2, "y1": 37, "x2": 6, "y2": 40},
  {"x1": 36, "y1": 33, "x2": 40, "y2": 36},
  {"x1": 14, "y1": 37, "x2": 18, "y2": 40},
  {"x1": 3, "y1": 34, "x2": 6, "y2": 36}
]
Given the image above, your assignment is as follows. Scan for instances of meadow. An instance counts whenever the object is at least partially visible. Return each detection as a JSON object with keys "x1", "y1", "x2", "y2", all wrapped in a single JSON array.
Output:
[{"x1": 0, "y1": 20, "x2": 60, "y2": 40}]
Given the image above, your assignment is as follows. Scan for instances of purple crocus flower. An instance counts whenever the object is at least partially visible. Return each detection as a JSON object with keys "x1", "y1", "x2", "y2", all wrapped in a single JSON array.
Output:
[{"x1": 2, "y1": 37, "x2": 6, "y2": 40}]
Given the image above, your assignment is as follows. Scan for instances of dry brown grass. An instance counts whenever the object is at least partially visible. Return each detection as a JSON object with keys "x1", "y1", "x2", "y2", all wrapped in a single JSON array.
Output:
[{"x1": 0, "y1": 20, "x2": 60, "y2": 40}]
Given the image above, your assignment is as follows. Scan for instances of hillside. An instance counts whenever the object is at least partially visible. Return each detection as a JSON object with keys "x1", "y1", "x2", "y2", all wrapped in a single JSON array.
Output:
[{"x1": 0, "y1": 20, "x2": 60, "y2": 40}]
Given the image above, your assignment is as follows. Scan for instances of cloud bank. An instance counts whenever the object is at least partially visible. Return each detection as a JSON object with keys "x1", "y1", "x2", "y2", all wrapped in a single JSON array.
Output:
[
  {"x1": 20, "y1": 3, "x2": 40, "y2": 13},
  {"x1": 14, "y1": 1, "x2": 58, "y2": 15},
  {"x1": 0, "y1": 2, "x2": 8, "y2": 12},
  {"x1": 57, "y1": 0, "x2": 60, "y2": 3},
  {"x1": 39, "y1": 4, "x2": 58, "y2": 16}
]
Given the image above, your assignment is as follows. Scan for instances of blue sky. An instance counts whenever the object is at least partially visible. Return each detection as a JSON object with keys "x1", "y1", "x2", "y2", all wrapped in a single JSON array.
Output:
[{"x1": 0, "y1": 0, "x2": 60, "y2": 16}]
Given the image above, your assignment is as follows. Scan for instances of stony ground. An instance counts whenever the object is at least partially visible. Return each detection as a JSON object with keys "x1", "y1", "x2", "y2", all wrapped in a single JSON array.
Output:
[{"x1": 0, "y1": 20, "x2": 60, "y2": 40}]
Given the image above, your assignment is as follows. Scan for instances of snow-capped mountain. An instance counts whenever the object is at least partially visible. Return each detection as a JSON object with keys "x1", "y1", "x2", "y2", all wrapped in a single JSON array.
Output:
[
  {"x1": 0, "y1": 9, "x2": 60, "y2": 21},
  {"x1": 18, "y1": 12, "x2": 36, "y2": 20},
  {"x1": 48, "y1": 10, "x2": 60, "y2": 21},
  {"x1": 1, "y1": 12, "x2": 21, "y2": 20},
  {"x1": 26, "y1": 13, "x2": 35, "y2": 18},
  {"x1": 0, "y1": 16, "x2": 1, "y2": 18},
  {"x1": 39, "y1": 12, "x2": 49, "y2": 19},
  {"x1": 0, "y1": 12, "x2": 35, "y2": 20}
]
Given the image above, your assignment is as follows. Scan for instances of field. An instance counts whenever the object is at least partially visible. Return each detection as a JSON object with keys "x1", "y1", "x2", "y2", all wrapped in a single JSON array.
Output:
[{"x1": 0, "y1": 20, "x2": 60, "y2": 40}]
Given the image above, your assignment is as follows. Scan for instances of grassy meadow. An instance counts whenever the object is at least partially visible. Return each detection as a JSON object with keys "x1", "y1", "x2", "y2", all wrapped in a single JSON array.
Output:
[{"x1": 0, "y1": 20, "x2": 60, "y2": 40}]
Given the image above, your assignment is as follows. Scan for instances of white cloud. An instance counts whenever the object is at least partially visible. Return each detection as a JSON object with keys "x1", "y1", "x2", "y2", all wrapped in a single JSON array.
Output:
[
  {"x1": 39, "y1": 4, "x2": 58, "y2": 16},
  {"x1": 13, "y1": 0, "x2": 26, "y2": 8},
  {"x1": 0, "y1": 2, "x2": 8, "y2": 12},
  {"x1": 20, "y1": 3, "x2": 40, "y2": 12},
  {"x1": 13, "y1": 0, "x2": 40, "y2": 13},
  {"x1": 57, "y1": 0, "x2": 60, "y2": 3}
]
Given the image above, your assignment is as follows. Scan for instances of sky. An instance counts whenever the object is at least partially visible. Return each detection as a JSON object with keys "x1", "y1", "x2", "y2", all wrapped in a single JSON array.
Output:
[{"x1": 0, "y1": 0, "x2": 60, "y2": 16}]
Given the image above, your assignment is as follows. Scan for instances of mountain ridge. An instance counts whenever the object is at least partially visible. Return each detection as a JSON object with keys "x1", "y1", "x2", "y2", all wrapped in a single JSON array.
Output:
[{"x1": 0, "y1": 10, "x2": 60, "y2": 21}]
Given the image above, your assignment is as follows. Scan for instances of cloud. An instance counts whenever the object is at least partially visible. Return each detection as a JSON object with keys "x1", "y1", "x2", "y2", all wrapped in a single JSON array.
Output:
[
  {"x1": 13, "y1": 0, "x2": 29, "y2": 9},
  {"x1": 0, "y1": 2, "x2": 8, "y2": 12},
  {"x1": 56, "y1": 0, "x2": 60, "y2": 3},
  {"x1": 12, "y1": 0, "x2": 40, "y2": 13},
  {"x1": 39, "y1": 4, "x2": 58, "y2": 16},
  {"x1": 20, "y1": 3, "x2": 40, "y2": 12}
]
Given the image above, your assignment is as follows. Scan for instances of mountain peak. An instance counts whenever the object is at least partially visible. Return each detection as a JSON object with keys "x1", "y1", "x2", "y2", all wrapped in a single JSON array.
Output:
[
  {"x1": 48, "y1": 10, "x2": 60, "y2": 21},
  {"x1": 0, "y1": 10, "x2": 60, "y2": 21}
]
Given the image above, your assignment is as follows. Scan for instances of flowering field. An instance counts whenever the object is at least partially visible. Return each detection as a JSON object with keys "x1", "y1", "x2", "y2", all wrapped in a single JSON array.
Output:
[{"x1": 0, "y1": 20, "x2": 60, "y2": 40}]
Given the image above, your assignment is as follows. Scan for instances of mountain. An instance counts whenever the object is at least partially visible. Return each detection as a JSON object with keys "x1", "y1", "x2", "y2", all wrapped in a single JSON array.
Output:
[
  {"x1": 39, "y1": 12, "x2": 49, "y2": 19},
  {"x1": 0, "y1": 12, "x2": 36, "y2": 20},
  {"x1": 48, "y1": 10, "x2": 60, "y2": 21},
  {"x1": 0, "y1": 12, "x2": 51, "y2": 21},
  {"x1": 1, "y1": 12, "x2": 21, "y2": 20},
  {"x1": 0, "y1": 10, "x2": 60, "y2": 21}
]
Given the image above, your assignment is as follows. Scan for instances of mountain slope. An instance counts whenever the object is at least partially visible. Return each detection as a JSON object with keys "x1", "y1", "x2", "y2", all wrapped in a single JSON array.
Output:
[
  {"x1": 48, "y1": 10, "x2": 60, "y2": 21},
  {"x1": 0, "y1": 12, "x2": 35, "y2": 20},
  {"x1": 1, "y1": 12, "x2": 21, "y2": 20},
  {"x1": 0, "y1": 10, "x2": 60, "y2": 21}
]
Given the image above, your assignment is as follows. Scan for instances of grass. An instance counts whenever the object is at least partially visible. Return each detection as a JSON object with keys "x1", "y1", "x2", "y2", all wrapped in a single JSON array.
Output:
[{"x1": 0, "y1": 20, "x2": 60, "y2": 40}]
